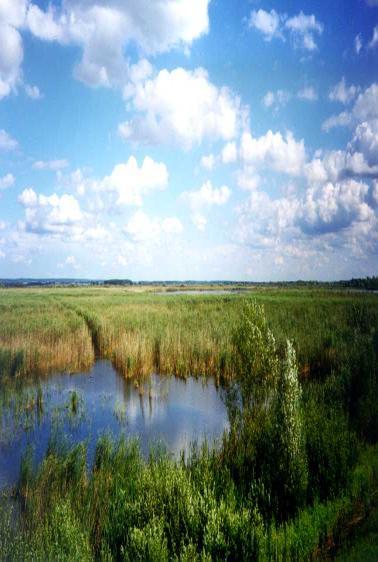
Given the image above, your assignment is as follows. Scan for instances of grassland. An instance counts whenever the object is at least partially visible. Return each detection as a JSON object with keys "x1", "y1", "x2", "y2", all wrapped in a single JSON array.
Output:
[
  {"x1": 1, "y1": 285, "x2": 377, "y2": 381},
  {"x1": 0, "y1": 285, "x2": 377, "y2": 560}
]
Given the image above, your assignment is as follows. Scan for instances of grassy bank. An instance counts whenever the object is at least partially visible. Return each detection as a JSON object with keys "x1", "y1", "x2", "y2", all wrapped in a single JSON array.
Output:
[{"x1": 1, "y1": 439, "x2": 377, "y2": 561}]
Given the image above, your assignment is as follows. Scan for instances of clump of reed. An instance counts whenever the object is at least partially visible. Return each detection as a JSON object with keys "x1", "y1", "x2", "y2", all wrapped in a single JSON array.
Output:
[
  {"x1": 1, "y1": 286, "x2": 377, "y2": 389},
  {"x1": 0, "y1": 290, "x2": 94, "y2": 378}
]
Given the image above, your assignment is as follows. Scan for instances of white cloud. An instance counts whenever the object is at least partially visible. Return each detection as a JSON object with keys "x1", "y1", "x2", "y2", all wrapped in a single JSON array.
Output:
[
  {"x1": 298, "y1": 180, "x2": 373, "y2": 235},
  {"x1": 162, "y1": 217, "x2": 183, "y2": 235},
  {"x1": 0, "y1": 129, "x2": 18, "y2": 150},
  {"x1": 305, "y1": 143, "x2": 378, "y2": 185},
  {"x1": 0, "y1": 22, "x2": 23, "y2": 99},
  {"x1": 0, "y1": 0, "x2": 28, "y2": 28},
  {"x1": 369, "y1": 25, "x2": 378, "y2": 49},
  {"x1": 248, "y1": 9, "x2": 282, "y2": 41},
  {"x1": 182, "y1": 180, "x2": 231, "y2": 207},
  {"x1": 262, "y1": 89, "x2": 291, "y2": 110},
  {"x1": 18, "y1": 188, "x2": 83, "y2": 236},
  {"x1": 0, "y1": 173, "x2": 14, "y2": 190},
  {"x1": 25, "y1": 0, "x2": 210, "y2": 88},
  {"x1": 348, "y1": 119, "x2": 378, "y2": 168},
  {"x1": 120, "y1": 67, "x2": 245, "y2": 149},
  {"x1": 236, "y1": 168, "x2": 260, "y2": 191},
  {"x1": 297, "y1": 86, "x2": 318, "y2": 101},
  {"x1": 355, "y1": 34, "x2": 362, "y2": 54},
  {"x1": 240, "y1": 130, "x2": 306, "y2": 176},
  {"x1": 284, "y1": 12, "x2": 323, "y2": 51},
  {"x1": 181, "y1": 180, "x2": 231, "y2": 230},
  {"x1": 191, "y1": 213, "x2": 207, "y2": 231},
  {"x1": 304, "y1": 159, "x2": 329, "y2": 184},
  {"x1": 235, "y1": 190, "x2": 299, "y2": 246},
  {"x1": 65, "y1": 255, "x2": 79, "y2": 268},
  {"x1": 235, "y1": 174, "x2": 377, "y2": 269},
  {"x1": 221, "y1": 142, "x2": 237, "y2": 164},
  {"x1": 249, "y1": 9, "x2": 323, "y2": 51},
  {"x1": 366, "y1": 0, "x2": 378, "y2": 5},
  {"x1": 25, "y1": 83, "x2": 42, "y2": 99},
  {"x1": 201, "y1": 154, "x2": 216, "y2": 171},
  {"x1": 124, "y1": 210, "x2": 183, "y2": 242},
  {"x1": 99, "y1": 156, "x2": 168, "y2": 206},
  {"x1": 33, "y1": 159, "x2": 69, "y2": 171},
  {"x1": 323, "y1": 82, "x2": 378, "y2": 131},
  {"x1": 26, "y1": 4, "x2": 66, "y2": 42},
  {"x1": 329, "y1": 77, "x2": 359, "y2": 105}
]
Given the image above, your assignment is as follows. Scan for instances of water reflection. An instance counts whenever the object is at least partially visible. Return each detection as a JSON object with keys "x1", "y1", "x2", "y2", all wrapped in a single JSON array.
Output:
[{"x1": 0, "y1": 360, "x2": 228, "y2": 488}]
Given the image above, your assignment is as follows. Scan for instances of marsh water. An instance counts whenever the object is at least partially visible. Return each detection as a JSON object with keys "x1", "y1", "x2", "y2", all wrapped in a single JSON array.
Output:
[{"x1": 0, "y1": 360, "x2": 228, "y2": 489}]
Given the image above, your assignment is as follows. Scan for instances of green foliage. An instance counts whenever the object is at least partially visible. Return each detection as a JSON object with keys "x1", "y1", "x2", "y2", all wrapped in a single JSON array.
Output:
[{"x1": 225, "y1": 301, "x2": 308, "y2": 520}]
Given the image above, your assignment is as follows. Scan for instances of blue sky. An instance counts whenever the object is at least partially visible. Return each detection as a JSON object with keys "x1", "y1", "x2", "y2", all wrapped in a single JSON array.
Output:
[{"x1": 0, "y1": 0, "x2": 377, "y2": 281}]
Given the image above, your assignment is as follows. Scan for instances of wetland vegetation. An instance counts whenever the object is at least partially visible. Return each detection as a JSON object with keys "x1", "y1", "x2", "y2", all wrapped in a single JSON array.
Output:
[{"x1": 0, "y1": 286, "x2": 377, "y2": 560}]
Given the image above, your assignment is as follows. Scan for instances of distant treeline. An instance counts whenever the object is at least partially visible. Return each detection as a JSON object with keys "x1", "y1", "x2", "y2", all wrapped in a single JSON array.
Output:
[
  {"x1": 0, "y1": 276, "x2": 377, "y2": 289},
  {"x1": 334, "y1": 276, "x2": 378, "y2": 290}
]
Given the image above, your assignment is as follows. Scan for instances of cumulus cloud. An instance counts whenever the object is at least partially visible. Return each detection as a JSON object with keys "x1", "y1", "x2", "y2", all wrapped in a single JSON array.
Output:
[
  {"x1": 0, "y1": 0, "x2": 210, "y2": 97},
  {"x1": 348, "y1": 119, "x2": 378, "y2": 169},
  {"x1": 221, "y1": 142, "x2": 238, "y2": 164},
  {"x1": 235, "y1": 176, "x2": 377, "y2": 266},
  {"x1": 235, "y1": 190, "x2": 299, "y2": 249},
  {"x1": 248, "y1": 9, "x2": 282, "y2": 41},
  {"x1": 329, "y1": 77, "x2": 359, "y2": 105},
  {"x1": 181, "y1": 180, "x2": 231, "y2": 230},
  {"x1": 33, "y1": 159, "x2": 69, "y2": 171},
  {"x1": 249, "y1": 9, "x2": 323, "y2": 51},
  {"x1": 304, "y1": 144, "x2": 378, "y2": 185},
  {"x1": 18, "y1": 188, "x2": 83, "y2": 236},
  {"x1": 98, "y1": 156, "x2": 168, "y2": 206},
  {"x1": 240, "y1": 130, "x2": 306, "y2": 176},
  {"x1": 182, "y1": 181, "x2": 231, "y2": 207},
  {"x1": 0, "y1": 0, "x2": 25, "y2": 99},
  {"x1": 119, "y1": 67, "x2": 245, "y2": 149},
  {"x1": 236, "y1": 168, "x2": 260, "y2": 191},
  {"x1": 323, "y1": 82, "x2": 378, "y2": 131},
  {"x1": 0, "y1": 129, "x2": 18, "y2": 150},
  {"x1": 298, "y1": 180, "x2": 373, "y2": 235},
  {"x1": 0, "y1": 173, "x2": 15, "y2": 190},
  {"x1": 124, "y1": 210, "x2": 182, "y2": 243},
  {"x1": 284, "y1": 12, "x2": 323, "y2": 51},
  {"x1": 25, "y1": 0, "x2": 210, "y2": 88}
]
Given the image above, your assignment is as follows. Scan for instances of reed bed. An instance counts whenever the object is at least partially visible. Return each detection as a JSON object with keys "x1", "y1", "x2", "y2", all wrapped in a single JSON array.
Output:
[
  {"x1": 0, "y1": 287, "x2": 377, "y2": 383},
  {"x1": 0, "y1": 290, "x2": 94, "y2": 378}
]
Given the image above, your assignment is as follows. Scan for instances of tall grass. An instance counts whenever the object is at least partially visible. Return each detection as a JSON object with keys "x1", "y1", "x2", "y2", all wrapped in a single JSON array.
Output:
[
  {"x1": 1, "y1": 287, "x2": 377, "y2": 384},
  {"x1": 0, "y1": 290, "x2": 94, "y2": 378}
]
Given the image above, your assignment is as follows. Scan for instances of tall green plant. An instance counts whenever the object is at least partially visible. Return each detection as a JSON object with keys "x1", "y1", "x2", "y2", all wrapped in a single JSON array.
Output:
[{"x1": 225, "y1": 301, "x2": 307, "y2": 520}]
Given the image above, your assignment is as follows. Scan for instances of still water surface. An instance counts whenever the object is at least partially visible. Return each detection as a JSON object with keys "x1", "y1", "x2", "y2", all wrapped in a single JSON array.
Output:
[{"x1": 0, "y1": 360, "x2": 228, "y2": 488}]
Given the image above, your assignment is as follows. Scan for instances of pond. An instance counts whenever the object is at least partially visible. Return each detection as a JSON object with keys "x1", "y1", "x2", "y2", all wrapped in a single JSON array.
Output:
[{"x1": 0, "y1": 360, "x2": 229, "y2": 489}]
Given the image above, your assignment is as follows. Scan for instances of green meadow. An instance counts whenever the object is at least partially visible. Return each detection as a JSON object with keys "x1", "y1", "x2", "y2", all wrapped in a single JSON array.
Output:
[{"x1": 0, "y1": 286, "x2": 377, "y2": 560}]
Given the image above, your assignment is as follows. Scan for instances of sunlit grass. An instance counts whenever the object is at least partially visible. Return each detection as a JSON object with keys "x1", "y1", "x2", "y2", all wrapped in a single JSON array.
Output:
[{"x1": 0, "y1": 286, "x2": 377, "y2": 382}]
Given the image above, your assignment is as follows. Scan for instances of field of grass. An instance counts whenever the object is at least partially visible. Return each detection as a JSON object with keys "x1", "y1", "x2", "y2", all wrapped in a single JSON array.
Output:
[
  {"x1": 1, "y1": 285, "x2": 377, "y2": 382},
  {"x1": 0, "y1": 285, "x2": 377, "y2": 560}
]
